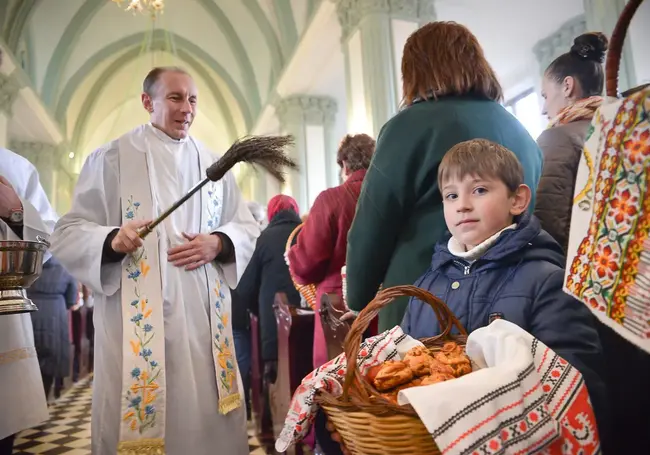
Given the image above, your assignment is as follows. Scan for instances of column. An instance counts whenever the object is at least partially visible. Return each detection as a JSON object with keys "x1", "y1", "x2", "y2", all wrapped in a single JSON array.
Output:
[
  {"x1": 336, "y1": 0, "x2": 436, "y2": 136},
  {"x1": 583, "y1": 0, "x2": 636, "y2": 92},
  {"x1": 275, "y1": 95, "x2": 338, "y2": 212},
  {"x1": 0, "y1": 71, "x2": 21, "y2": 148}
]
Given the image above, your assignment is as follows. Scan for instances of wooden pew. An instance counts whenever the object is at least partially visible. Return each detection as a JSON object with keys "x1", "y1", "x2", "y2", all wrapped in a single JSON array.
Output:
[
  {"x1": 319, "y1": 293, "x2": 351, "y2": 361},
  {"x1": 249, "y1": 312, "x2": 275, "y2": 451},
  {"x1": 269, "y1": 293, "x2": 314, "y2": 455}
]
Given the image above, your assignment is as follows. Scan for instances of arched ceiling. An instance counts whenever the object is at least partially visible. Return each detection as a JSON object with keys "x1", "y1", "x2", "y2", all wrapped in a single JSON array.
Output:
[{"x1": 2, "y1": 0, "x2": 317, "y2": 166}]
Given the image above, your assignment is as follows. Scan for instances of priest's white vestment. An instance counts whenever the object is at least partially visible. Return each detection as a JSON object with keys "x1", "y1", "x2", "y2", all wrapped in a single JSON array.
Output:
[
  {"x1": 0, "y1": 148, "x2": 55, "y2": 440},
  {"x1": 50, "y1": 125, "x2": 259, "y2": 454}
]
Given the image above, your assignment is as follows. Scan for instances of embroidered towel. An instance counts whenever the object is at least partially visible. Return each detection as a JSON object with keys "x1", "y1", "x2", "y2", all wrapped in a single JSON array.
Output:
[{"x1": 564, "y1": 87, "x2": 650, "y2": 353}]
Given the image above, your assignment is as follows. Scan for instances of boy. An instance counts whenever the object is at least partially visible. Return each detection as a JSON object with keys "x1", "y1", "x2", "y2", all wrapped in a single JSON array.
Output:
[{"x1": 401, "y1": 139, "x2": 609, "y2": 445}]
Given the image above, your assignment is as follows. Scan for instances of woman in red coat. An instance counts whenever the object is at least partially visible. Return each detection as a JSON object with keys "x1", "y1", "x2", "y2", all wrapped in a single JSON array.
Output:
[{"x1": 288, "y1": 134, "x2": 375, "y2": 369}]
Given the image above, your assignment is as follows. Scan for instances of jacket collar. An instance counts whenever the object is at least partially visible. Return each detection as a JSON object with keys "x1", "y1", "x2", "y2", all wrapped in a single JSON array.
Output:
[
  {"x1": 345, "y1": 169, "x2": 367, "y2": 185},
  {"x1": 430, "y1": 214, "x2": 545, "y2": 272}
]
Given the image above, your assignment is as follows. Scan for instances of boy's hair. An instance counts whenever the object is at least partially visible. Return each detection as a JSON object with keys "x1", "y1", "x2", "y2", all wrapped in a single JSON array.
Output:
[{"x1": 438, "y1": 139, "x2": 523, "y2": 193}]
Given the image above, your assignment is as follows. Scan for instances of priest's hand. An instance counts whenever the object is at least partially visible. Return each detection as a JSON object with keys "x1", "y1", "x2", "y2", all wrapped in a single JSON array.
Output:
[
  {"x1": 111, "y1": 220, "x2": 151, "y2": 254},
  {"x1": 0, "y1": 175, "x2": 22, "y2": 219},
  {"x1": 168, "y1": 232, "x2": 221, "y2": 271}
]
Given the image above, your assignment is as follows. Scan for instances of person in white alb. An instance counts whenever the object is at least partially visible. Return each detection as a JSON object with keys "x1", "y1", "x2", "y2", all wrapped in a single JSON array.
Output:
[
  {"x1": 50, "y1": 66, "x2": 259, "y2": 455},
  {"x1": 0, "y1": 148, "x2": 58, "y2": 455}
]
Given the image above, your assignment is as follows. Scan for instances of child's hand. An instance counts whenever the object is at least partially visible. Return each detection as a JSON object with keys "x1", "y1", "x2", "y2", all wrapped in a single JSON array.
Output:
[{"x1": 340, "y1": 310, "x2": 357, "y2": 322}]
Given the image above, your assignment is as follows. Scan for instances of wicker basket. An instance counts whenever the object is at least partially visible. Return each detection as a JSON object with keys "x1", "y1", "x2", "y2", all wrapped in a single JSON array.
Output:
[
  {"x1": 605, "y1": 0, "x2": 644, "y2": 98},
  {"x1": 285, "y1": 223, "x2": 317, "y2": 310},
  {"x1": 316, "y1": 285, "x2": 468, "y2": 455}
]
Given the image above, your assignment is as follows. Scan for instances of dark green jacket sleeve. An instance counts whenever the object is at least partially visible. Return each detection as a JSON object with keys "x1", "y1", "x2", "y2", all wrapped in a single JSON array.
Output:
[{"x1": 345, "y1": 117, "x2": 421, "y2": 312}]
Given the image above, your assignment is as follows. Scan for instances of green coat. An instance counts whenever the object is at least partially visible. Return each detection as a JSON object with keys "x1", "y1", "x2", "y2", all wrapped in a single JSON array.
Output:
[{"x1": 346, "y1": 96, "x2": 543, "y2": 331}]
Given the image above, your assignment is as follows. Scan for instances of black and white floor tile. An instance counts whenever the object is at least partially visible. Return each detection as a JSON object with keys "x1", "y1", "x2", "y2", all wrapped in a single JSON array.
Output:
[{"x1": 13, "y1": 376, "x2": 266, "y2": 454}]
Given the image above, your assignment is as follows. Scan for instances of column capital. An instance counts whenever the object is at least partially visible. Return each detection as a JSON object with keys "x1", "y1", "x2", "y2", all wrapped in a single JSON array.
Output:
[
  {"x1": 532, "y1": 15, "x2": 586, "y2": 74},
  {"x1": 335, "y1": 0, "x2": 435, "y2": 42},
  {"x1": 0, "y1": 71, "x2": 21, "y2": 116},
  {"x1": 275, "y1": 95, "x2": 338, "y2": 127}
]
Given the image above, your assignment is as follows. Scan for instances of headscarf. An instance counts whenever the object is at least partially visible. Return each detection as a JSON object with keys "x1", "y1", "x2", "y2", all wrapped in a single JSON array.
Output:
[
  {"x1": 267, "y1": 194, "x2": 299, "y2": 222},
  {"x1": 548, "y1": 95, "x2": 604, "y2": 129}
]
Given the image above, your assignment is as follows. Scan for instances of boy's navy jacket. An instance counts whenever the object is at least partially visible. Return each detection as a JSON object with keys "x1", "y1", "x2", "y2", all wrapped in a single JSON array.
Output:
[{"x1": 402, "y1": 214, "x2": 609, "y2": 437}]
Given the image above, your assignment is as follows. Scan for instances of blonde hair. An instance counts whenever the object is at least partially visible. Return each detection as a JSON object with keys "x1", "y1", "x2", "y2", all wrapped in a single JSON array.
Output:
[{"x1": 438, "y1": 139, "x2": 523, "y2": 193}]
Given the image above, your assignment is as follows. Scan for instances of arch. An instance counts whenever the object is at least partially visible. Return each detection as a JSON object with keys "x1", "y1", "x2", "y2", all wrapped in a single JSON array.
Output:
[
  {"x1": 70, "y1": 34, "x2": 242, "y2": 156},
  {"x1": 274, "y1": 0, "x2": 298, "y2": 54},
  {"x1": 40, "y1": 0, "x2": 105, "y2": 107},
  {"x1": 242, "y1": 0, "x2": 284, "y2": 76},
  {"x1": 41, "y1": 0, "x2": 265, "y2": 117},
  {"x1": 194, "y1": 0, "x2": 261, "y2": 113},
  {"x1": 4, "y1": 0, "x2": 40, "y2": 52},
  {"x1": 56, "y1": 30, "x2": 253, "y2": 134}
]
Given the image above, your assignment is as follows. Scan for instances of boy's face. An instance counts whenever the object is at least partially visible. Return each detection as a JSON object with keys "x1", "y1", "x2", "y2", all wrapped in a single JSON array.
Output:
[{"x1": 441, "y1": 174, "x2": 530, "y2": 250}]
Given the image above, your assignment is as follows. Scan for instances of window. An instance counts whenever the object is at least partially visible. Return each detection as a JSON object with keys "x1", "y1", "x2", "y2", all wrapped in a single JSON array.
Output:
[{"x1": 504, "y1": 89, "x2": 545, "y2": 140}]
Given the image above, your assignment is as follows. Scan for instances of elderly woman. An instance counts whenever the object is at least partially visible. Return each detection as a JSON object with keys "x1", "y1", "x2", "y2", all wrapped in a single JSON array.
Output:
[
  {"x1": 288, "y1": 134, "x2": 375, "y2": 369},
  {"x1": 345, "y1": 22, "x2": 543, "y2": 331},
  {"x1": 27, "y1": 257, "x2": 78, "y2": 399},
  {"x1": 534, "y1": 32, "x2": 607, "y2": 253},
  {"x1": 237, "y1": 195, "x2": 302, "y2": 386}
]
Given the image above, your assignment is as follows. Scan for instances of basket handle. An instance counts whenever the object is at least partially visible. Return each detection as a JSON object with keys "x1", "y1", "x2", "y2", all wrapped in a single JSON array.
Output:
[
  {"x1": 341, "y1": 285, "x2": 467, "y2": 401},
  {"x1": 285, "y1": 223, "x2": 303, "y2": 253},
  {"x1": 605, "y1": 0, "x2": 644, "y2": 97}
]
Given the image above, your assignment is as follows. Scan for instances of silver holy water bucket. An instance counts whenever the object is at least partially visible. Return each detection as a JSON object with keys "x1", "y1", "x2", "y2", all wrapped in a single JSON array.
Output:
[{"x1": 0, "y1": 236, "x2": 49, "y2": 315}]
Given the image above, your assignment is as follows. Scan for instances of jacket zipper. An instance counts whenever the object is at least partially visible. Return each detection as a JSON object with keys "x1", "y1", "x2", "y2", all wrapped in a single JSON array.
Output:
[{"x1": 453, "y1": 260, "x2": 472, "y2": 275}]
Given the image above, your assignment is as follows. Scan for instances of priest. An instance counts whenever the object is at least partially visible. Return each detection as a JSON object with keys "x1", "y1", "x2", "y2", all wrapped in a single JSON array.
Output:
[
  {"x1": 0, "y1": 148, "x2": 57, "y2": 455},
  {"x1": 50, "y1": 67, "x2": 260, "y2": 455}
]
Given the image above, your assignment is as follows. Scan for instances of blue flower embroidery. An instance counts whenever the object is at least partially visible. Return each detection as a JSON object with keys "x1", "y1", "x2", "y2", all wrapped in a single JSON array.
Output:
[
  {"x1": 131, "y1": 367, "x2": 141, "y2": 379},
  {"x1": 145, "y1": 405, "x2": 155, "y2": 415},
  {"x1": 143, "y1": 324, "x2": 153, "y2": 333},
  {"x1": 131, "y1": 313, "x2": 143, "y2": 323},
  {"x1": 128, "y1": 270, "x2": 141, "y2": 280}
]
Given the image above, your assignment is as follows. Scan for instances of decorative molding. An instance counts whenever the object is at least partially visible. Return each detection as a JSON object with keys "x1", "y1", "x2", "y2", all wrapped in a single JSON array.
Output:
[
  {"x1": 0, "y1": 71, "x2": 21, "y2": 116},
  {"x1": 335, "y1": 0, "x2": 435, "y2": 41},
  {"x1": 275, "y1": 95, "x2": 338, "y2": 127},
  {"x1": 532, "y1": 15, "x2": 586, "y2": 74}
]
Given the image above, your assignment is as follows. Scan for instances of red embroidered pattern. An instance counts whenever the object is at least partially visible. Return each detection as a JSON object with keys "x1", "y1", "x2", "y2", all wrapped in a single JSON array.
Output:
[{"x1": 566, "y1": 89, "x2": 650, "y2": 339}]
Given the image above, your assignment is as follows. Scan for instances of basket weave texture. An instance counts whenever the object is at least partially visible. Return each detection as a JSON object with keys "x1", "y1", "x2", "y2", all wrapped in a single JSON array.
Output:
[
  {"x1": 316, "y1": 285, "x2": 468, "y2": 455},
  {"x1": 285, "y1": 223, "x2": 317, "y2": 310}
]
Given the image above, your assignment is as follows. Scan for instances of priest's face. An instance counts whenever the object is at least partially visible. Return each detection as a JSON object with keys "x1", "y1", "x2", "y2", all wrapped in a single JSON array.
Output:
[{"x1": 144, "y1": 71, "x2": 197, "y2": 139}]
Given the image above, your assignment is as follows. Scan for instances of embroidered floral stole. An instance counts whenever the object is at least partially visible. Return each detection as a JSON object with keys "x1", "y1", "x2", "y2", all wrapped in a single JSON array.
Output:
[{"x1": 116, "y1": 129, "x2": 241, "y2": 454}]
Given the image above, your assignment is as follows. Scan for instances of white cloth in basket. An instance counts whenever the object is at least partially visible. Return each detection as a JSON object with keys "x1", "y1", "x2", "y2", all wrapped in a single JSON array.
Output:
[{"x1": 399, "y1": 320, "x2": 600, "y2": 454}]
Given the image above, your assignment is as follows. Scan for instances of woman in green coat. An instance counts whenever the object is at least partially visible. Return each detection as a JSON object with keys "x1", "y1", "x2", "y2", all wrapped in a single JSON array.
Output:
[{"x1": 345, "y1": 22, "x2": 544, "y2": 331}]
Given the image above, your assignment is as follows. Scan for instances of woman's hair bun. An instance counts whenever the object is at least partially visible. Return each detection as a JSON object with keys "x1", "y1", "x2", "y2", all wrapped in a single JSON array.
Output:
[{"x1": 570, "y1": 32, "x2": 609, "y2": 63}]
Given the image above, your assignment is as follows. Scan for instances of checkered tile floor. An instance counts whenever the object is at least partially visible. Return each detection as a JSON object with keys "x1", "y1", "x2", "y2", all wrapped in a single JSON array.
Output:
[{"x1": 13, "y1": 376, "x2": 266, "y2": 454}]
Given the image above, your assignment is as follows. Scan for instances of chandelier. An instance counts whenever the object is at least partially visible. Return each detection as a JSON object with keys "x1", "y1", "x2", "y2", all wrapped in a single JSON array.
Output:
[{"x1": 111, "y1": 0, "x2": 164, "y2": 16}]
